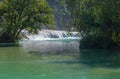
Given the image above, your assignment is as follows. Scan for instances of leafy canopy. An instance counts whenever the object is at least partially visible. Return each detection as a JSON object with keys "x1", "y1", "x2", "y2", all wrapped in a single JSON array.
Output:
[
  {"x1": 0, "y1": 0, "x2": 54, "y2": 42},
  {"x1": 63, "y1": 0, "x2": 120, "y2": 48}
]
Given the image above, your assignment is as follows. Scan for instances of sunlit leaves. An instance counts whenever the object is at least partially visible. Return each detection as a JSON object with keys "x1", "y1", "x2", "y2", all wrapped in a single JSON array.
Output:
[{"x1": 0, "y1": 0, "x2": 54, "y2": 41}]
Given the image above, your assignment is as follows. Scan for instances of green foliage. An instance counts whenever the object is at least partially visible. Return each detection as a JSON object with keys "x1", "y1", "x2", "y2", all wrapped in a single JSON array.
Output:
[
  {"x1": 80, "y1": 34, "x2": 117, "y2": 49},
  {"x1": 0, "y1": 0, "x2": 54, "y2": 42},
  {"x1": 64, "y1": 0, "x2": 120, "y2": 49}
]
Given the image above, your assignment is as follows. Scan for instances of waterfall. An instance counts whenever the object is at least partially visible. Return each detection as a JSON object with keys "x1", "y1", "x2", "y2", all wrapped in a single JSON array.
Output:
[{"x1": 22, "y1": 29, "x2": 80, "y2": 41}]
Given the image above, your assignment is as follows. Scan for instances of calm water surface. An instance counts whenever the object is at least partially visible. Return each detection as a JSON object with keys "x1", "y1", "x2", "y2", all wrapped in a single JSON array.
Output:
[{"x1": 0, "y1": 39, "x2": 120, "y2": 79}]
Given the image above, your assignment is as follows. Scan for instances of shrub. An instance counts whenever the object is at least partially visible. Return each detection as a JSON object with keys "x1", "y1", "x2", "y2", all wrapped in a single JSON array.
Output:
[{"x1": 79, "y1": 34, "x2": 116, "y2": 49}]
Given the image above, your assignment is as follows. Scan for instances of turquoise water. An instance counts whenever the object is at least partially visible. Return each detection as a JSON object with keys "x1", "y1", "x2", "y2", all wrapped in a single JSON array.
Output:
[{"x1": 0, "y1": 40, "x2": 120, "y2": 79}]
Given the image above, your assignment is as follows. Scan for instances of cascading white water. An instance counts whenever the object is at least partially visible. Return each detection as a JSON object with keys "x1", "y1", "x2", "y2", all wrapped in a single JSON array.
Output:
[{"x1": 22, "y1": 29, "x2": 80, "y2": 41}]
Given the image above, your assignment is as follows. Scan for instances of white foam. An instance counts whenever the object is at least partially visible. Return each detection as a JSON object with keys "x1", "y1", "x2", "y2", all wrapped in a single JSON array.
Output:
[{"x1": 21, "y1": 29, "x2": 80, "y2": 41}]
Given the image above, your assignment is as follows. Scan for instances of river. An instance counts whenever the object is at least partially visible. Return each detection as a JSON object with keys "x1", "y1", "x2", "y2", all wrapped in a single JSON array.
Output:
[{"x1": 0, "y1": 39, "x2": 120, "y2": 79}]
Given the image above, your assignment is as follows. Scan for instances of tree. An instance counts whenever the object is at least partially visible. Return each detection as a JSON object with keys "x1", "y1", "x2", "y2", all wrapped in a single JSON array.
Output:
[
  {"x1": 63, "y1": 0, "x2": 120, "y2": 49},
  {"x1": 0, "y1": 0, "x2": 54, "y2": 43}
]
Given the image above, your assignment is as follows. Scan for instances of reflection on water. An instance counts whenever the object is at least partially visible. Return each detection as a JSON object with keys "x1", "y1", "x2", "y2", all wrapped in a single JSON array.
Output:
[
  {"x1": 0, "y1": 40, "x2": 120, "y2": 79},
  {"x1": 21, "y1": 40, "x2": 80, "y2": 55},
  {"x1": 79, "y1": 50, "x2": 120, "y2": 68}
]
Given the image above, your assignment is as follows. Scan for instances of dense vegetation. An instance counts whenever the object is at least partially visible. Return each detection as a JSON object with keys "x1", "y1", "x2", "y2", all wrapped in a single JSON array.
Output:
[
  {"x1": 63, "y1": 0, "x2": 120, "y2": 49},
  {"x1": 0, "y1": 0, "x2": 54, "y2": 43},
  {"x1": 0, "y1": 0, "x2": 119, "y2": 49}
]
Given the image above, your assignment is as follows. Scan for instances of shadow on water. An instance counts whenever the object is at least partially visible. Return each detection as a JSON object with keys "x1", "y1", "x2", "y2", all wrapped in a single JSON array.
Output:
[
  {"x1": 28, "y1": 49, "x2": 120, "y2": 68},
  {"x1": 78, "y1": 50, "x2": 120, "y2": 68},
  {"x1": 21, "y1": 40, "x2": 120, "y2": 68},
  {"x1": 0, "y1": 43, "x2": 21, "y2": 47}
]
